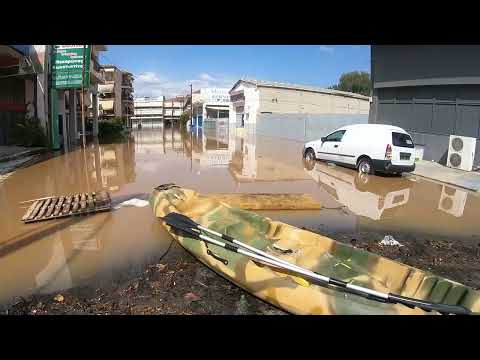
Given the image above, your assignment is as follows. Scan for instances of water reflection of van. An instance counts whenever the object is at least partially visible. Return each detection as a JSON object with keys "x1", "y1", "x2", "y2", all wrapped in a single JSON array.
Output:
[{"x1": 304, "y1": 160, "x2": 413, "y2": 220}]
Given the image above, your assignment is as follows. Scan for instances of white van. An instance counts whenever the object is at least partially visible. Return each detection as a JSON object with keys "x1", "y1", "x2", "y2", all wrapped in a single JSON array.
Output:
[{"x1": 303, "y1": 124, "x2": 416, "y2": 175}]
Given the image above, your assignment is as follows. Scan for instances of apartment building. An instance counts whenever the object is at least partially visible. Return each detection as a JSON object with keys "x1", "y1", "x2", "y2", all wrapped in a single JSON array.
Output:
[
  {"x1": 98, "y1": 65, "x2": 134, "y2": 127},
  {"x1": 132, "y1": 96, "x2": 165, "y2": 126},
  {"x1": 163, "y1": 96, "x2": 184, "y2": 122}
]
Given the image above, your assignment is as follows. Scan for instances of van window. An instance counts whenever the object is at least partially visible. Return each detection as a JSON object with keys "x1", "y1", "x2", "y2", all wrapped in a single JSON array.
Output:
[
  {"x1": 392, "y1": 132, "x2": 414, "y2": 148},
  {"x1": 325, "y1": 130, "x2": 346, "y2": 142}
]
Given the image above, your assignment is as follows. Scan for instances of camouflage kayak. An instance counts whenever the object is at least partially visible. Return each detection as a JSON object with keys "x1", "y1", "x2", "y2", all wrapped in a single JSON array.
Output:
[{"x1": 150, "y1": 184, "x2": 480, "y2": 315}]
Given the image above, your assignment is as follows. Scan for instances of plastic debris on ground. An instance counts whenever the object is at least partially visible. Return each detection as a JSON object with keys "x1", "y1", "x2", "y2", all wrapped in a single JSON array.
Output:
[
  {"x1": 113, "y1": 198, "x2": 150, "y2": 210},
  {"x1": 379, "y1": 235, "x2": 404, "y2": 247}
]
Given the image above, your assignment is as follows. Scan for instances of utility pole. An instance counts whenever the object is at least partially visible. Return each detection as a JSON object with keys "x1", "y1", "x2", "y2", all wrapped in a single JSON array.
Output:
[
  {"x1": 190, "y1": 83, "x2": 193, "y2": 127},
  {"x1": 81, "y1": 45, "x2": 86, "y2": 148}
]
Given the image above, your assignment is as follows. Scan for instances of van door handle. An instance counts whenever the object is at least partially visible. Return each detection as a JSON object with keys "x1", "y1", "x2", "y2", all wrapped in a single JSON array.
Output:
[{"x1": 334, "y1": 145, "x2": 338, "y2": 148}]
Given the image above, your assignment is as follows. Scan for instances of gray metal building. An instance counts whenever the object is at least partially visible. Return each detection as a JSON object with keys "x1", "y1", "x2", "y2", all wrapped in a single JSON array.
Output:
[{"x1": 369, "y1": 45, "x2": 480, "y2": 165}]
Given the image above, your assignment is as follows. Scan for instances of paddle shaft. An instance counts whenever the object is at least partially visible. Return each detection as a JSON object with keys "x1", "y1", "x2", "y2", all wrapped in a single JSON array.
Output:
[
  {"x1": 168, "y1": 221, "x2": 390, "y2": 300},
  {"x1": 196, "y1": 224, "x2": 388, "y2": 299},
  {"x1": 162, "y1": 213, "x2": 472, "y2": 315},
  {"x1": 198, "y1": 226, "x2": 472, "y2": 315}
]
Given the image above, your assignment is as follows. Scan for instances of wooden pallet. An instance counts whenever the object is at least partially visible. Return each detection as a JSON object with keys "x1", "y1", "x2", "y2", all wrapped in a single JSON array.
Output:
[{"x1": 21, "y1": 191, "x2": 112, "y2": 224}]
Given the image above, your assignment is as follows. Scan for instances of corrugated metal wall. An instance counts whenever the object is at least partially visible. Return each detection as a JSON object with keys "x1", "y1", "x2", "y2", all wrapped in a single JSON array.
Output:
[
  {"x1": 373, "y1": 85, "x2": 480, "y2": 139},
  {"x1": 371, "y1": 85, "x2": 480, "y2": 164},
  {"x1": 255, "y1": 113, "x2": 368, "y2": 142}
]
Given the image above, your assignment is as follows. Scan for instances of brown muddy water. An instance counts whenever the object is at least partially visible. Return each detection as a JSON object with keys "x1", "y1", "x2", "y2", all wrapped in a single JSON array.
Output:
[{"x1": 1, "y1": 122, "x2": 480, "y2": 307}]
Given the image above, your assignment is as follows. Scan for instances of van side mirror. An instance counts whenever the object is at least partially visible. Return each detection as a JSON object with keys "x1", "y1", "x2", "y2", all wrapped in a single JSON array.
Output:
[{"x1": 321, "y1": 137, "x2": 326, "y2": 143}]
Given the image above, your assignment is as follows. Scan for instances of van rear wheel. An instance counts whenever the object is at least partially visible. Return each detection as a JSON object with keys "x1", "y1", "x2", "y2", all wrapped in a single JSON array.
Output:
[
  {"x1": 304, "y1": 148, "x2": 316, "y2": 162},
  {"x1": 303, "y1": 148, "x2": 316, "y2": 171},
  {"x1": 357, "y1": 157, "x2": 375, "y2": 175}
]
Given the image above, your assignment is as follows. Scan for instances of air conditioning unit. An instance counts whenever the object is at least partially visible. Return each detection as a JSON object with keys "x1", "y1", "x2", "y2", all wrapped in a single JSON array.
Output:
[
  {"x1": 438, "y1": 185, "x2": 468, "y2": 217},
  {"x1": 447, "y1": 135, "x2": 476, "y2": 171}
]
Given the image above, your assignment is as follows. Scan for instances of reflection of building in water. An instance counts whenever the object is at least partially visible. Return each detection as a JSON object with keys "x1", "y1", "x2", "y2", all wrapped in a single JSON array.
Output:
[
  {"x1": 133, "y1": 125, "x2": 185, "y2": 155},
  {"x1": 305, "y1": 161, "x2": 413, "y2": 220},
  {"x1": 88, "y1": 137, "x2": 136, "y2": 191},
  {"x1": 20, "y1": 213, "x2": 112, "y2": 299},
  {"x1": 70, "y1": 224, "x2": 101, "y2": 251},
  {"x1": 230, "y1": 132, "x2": 257, "y2": 180},
  {"x1": 191, "y1": 123, "x2": 235, "y2": 168},
  {"x1": 229, "y1": 130, "x2": 310, "y2": 182},
  {"x1": 35, "y1": 233, "x2": 73, "y2": 295}
]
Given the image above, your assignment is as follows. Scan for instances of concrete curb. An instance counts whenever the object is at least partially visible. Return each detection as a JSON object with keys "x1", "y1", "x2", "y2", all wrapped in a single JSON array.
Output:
[
  {"x1": 0, "y1": 148, "x2": 48, "y2": 164},
  {"x1": 407, "y1": 172, "x2": 479, "y2": 193},
  {"x1": 409, "y1": 160, "x2": 480, "y2": 193}
]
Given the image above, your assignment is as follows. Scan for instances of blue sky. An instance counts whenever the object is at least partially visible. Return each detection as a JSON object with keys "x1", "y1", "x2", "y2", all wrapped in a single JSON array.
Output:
[{"x1": 100, "y1": 45, "x2": 370, "y2": 98}]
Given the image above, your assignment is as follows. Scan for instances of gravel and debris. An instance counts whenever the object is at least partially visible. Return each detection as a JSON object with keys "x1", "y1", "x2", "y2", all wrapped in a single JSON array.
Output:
[
  {"x1": 2, "y1": 226, "x2": 479, "y2": 315},
  {"x1": 1, "y1": 242, "x2": 286, "y2": 315}
]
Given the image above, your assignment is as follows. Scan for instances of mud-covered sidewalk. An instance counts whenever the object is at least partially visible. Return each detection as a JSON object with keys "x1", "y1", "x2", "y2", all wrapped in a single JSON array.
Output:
[
  {"x1": 3, "y1": 226, "x2": 479, "y2": 315},
  {"x1": 0, "y1": 146, "x2": 51, "y2": 184}
]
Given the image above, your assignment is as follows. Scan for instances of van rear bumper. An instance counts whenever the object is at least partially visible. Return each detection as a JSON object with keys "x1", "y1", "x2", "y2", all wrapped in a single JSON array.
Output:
[{"x1": 372, "y1": 160, "x2": 415, "y2": 173}]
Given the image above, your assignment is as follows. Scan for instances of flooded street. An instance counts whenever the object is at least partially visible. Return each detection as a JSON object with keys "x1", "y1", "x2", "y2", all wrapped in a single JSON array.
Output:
[{"x1": 1, "y1": 121, "x2": 480, "y2": 308}]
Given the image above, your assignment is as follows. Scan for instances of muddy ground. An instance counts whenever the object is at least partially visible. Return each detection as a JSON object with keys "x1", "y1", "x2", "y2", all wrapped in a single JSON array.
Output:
[{"x1": 2, "y1": 226, "x2": 480, "y2": 315}]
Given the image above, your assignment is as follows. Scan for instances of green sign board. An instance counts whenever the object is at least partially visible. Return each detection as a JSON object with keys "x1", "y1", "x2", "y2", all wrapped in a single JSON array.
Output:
[{"x1": 51, "y1": 45, "x2": 91, "y2": 89}]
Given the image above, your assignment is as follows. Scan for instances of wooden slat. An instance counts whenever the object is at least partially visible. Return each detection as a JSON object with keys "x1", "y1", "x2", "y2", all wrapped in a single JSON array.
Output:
[
  {"x1": 62, "y1": 201, "x2": 71, "y2": 214},
  {"x1": 28, "y1": 200, "x2": 45, "y2": 220},
  {"x1": 71, "y1": 201, "x2": 79, "y2": 213},
  {"x1": 87, "y1": 193, "x2": 94, "y2": 209},
  {"x1": 45, "y1": 197, "x2": 58, "y2": 217},
  {"x1": 53, "y1": 197, "x2": 65, "y2": 216},
  {"x1": 22, "y1": 200, "x2": 39, "y2": 221},
  {"x1": 35, "y1": 198, "x2": 52, "y2": 219}
]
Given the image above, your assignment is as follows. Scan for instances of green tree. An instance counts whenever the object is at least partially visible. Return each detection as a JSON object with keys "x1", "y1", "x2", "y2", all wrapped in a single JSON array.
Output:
[
  {"x1": 179, "y1": 110, "x2": 191, "y2": 126},
  {"x1": 329, "y1": 71, "x2": 371, "y2": 96}
]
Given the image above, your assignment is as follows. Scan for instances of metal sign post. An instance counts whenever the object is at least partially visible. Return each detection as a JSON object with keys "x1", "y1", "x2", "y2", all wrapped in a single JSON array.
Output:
[
  {"x1": 51, "y1": 45, "x2": 91, "y2": 149},
  {"x1": 81, "y1": 45, "x2": 86, "y2": 148}
]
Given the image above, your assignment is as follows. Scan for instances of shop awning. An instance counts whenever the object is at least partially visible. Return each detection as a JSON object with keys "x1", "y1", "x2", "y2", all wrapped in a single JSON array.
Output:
[
  {"x1": 100, "y1": 100, "x2": 114, "y2": 111},
  {"x1": 205, "y1": 105, "x2": 229, "y2": 110}
]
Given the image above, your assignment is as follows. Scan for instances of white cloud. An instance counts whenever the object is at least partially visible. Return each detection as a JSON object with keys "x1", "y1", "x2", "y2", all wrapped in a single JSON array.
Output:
[
  {"x1": 199, "y1": 73, "x2": 216, "y2": 82},
  {"x1": 319, "y1": 45, "x2": 335, "y2": 54},
  {"x1": 133, "y1": 71, "x2": 236, "y2": 98}
]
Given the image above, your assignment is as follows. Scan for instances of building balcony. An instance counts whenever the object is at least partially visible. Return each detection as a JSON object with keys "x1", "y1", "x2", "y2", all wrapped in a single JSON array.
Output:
[
  {"x1": 90, "y1": 56, "x2": 105, "y2": 84},
  {"x1": 98, "y1": 83, "x2": 115, "y2": 95}
]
